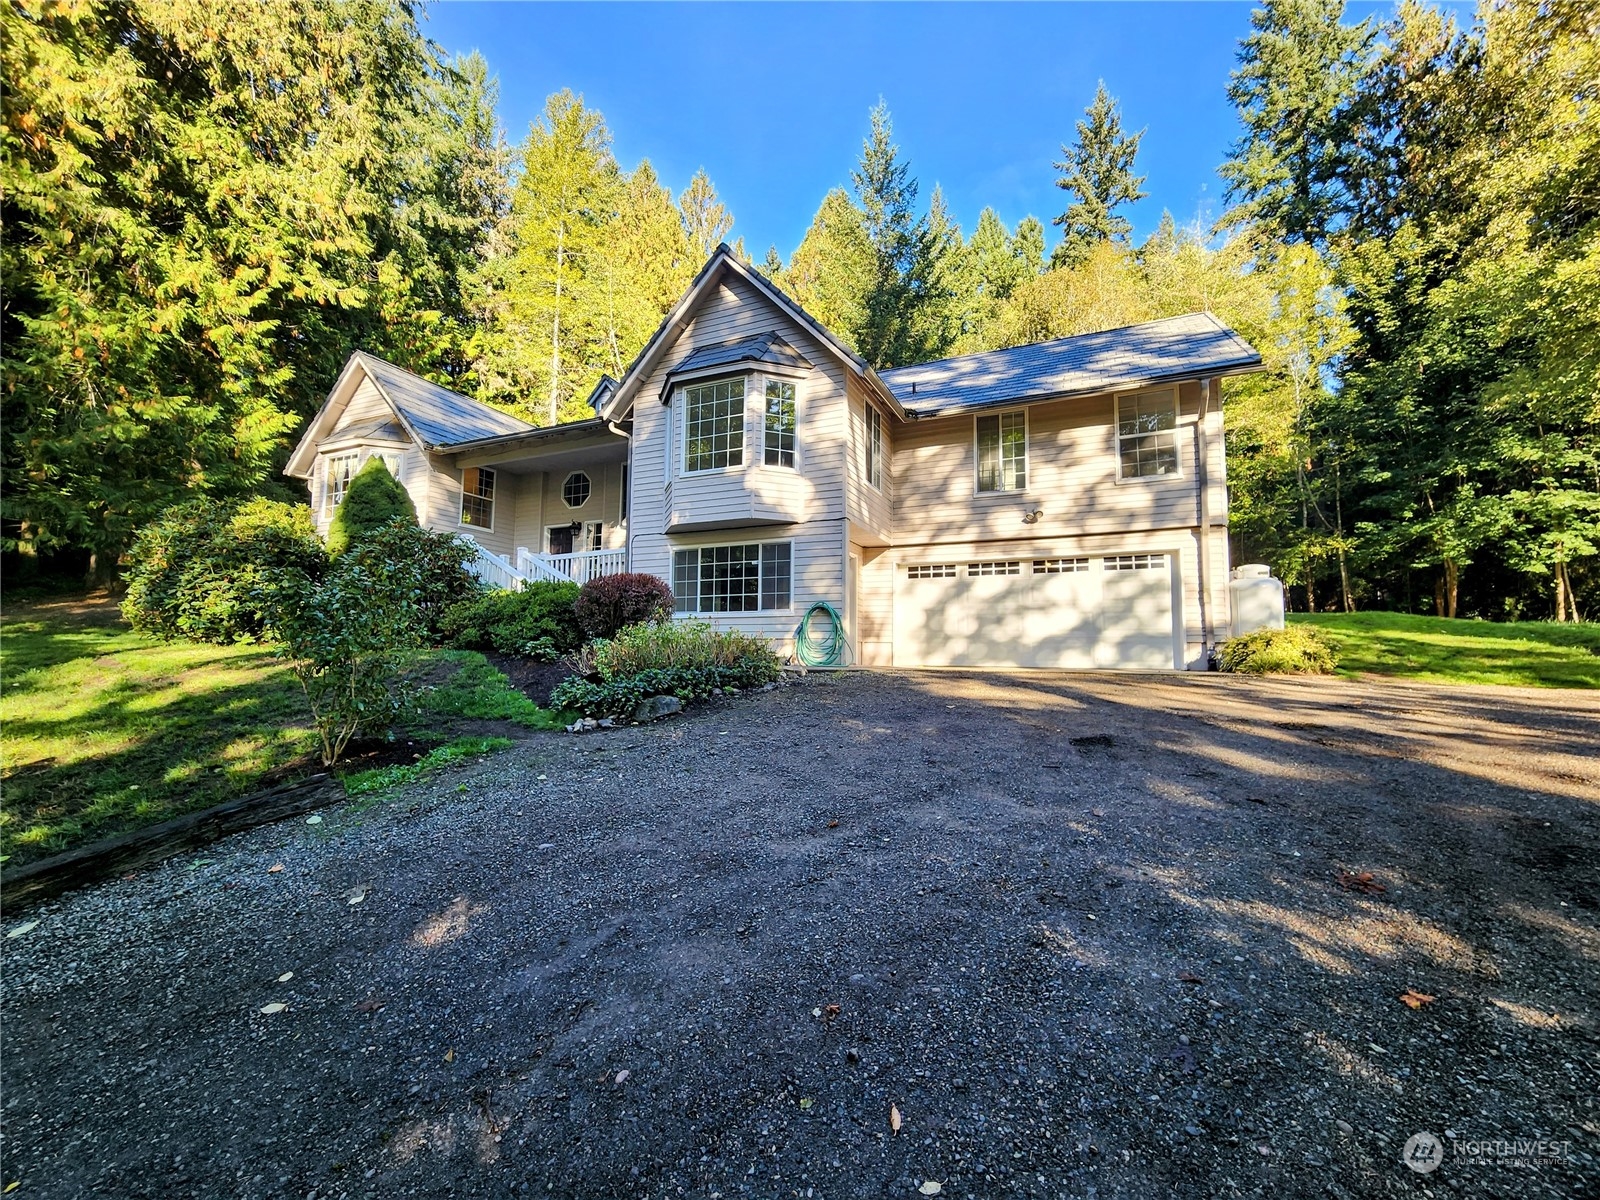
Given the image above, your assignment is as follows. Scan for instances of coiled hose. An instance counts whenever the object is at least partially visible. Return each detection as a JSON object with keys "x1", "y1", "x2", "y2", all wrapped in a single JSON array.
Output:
[{"x1": 793, "y1": 600, "x2": 849, "y2": 667}]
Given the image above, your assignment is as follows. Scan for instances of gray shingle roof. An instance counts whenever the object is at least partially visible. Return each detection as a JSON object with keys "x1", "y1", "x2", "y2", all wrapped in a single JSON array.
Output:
[
  {"x1": 658, "y1": 332, "x2": 813, "y2": 400},
  {"x1": 355, "y1": 352, "x2": 534, "y2": 448},
  {"x1": 880, "y1": 313, "x2": 1262, "y2": 416}
]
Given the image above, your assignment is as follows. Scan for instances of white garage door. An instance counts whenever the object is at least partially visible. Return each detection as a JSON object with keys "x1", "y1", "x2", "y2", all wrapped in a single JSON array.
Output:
[{"x1": 893, "y1": 553, "x2": 1179, "y2": 669}]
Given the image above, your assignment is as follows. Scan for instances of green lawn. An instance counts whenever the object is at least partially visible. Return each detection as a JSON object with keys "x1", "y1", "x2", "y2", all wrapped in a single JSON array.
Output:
[
  {"x1": 1292, "y1": 611, "x2": 1600, "y2": 689},
  {"x1": 1, "y1": 597, "x2": 563, "y2": 865}
]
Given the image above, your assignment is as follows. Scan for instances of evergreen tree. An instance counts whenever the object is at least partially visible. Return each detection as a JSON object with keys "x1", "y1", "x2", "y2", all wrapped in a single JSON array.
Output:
[
  {"x1": 1051, "y1": 82, "x2": 1148, "y2": 268},
  {"x1": 783, "y1": 189, "x2": 874, "y2": 347},
  {"x1": 850, "y1": 102, "x2": 940, "y2": 367},
  {"x1": 497, "y1": 90, "x2": 620, "y2": 424},
  {"x1": 593, "y1": 161, "x2": 695, "y2": 377},
  {"x1": 760, "y1": 246, "x2": 784, "y2": 278},
  {"x1": 1220, "y1": 0, "x2": 1376, "y2": 247},
  {"x1": 916, "y1": 185, "x2": 966, "y2": 358},
  {"x1": 326, "y1": 458, "x2": 417, "y2": 556},
  {"x1": 678, "y1": 168, "x2": 734, "y2": 262},
  {"x1": 0, "y1": 0, "x2": 489, "y2": 567}
]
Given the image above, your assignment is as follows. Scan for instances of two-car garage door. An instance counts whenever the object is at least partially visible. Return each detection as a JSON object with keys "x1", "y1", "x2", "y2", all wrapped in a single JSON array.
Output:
[{"x1": 892, "y1": 553, "x2": 1180, "y2": 670}]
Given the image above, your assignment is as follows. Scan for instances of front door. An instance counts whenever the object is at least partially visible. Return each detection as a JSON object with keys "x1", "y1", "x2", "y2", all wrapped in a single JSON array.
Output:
[{"x1": 547, "y1": 525, "x2": 575, "y2": 555}]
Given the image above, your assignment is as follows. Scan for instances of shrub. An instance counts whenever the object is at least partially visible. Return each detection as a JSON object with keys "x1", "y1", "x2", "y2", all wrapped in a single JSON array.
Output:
[
  {"x1": 122, "y1": 499, "x2": 327, "y2": 643},
  {"x1": 1217, "y1": 625, "x2": 1339, "y2": 675},
  {"x1": 262, "y1": 550, "x2": 425, "y2": 765},
  {"x1": 326, "y1": 457, "x2": 416, "y2": 555},
  {"x1": 552, "y1": 621, "x2": 781, "y2": 717},
  {"x1": 438, "y1": 580, "x2": 583, "y2": 659},
  {"x1": 345, "y1": 520, "x2": 480, "y2": 641},
  {"x1": 573, "y1": 572, "x2": 673, "y2": 640}
]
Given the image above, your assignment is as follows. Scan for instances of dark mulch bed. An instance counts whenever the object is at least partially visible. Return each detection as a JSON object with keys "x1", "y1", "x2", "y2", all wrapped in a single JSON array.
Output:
[{"x1": 484, "y1": 652, "x2": 580, "y2": 707}]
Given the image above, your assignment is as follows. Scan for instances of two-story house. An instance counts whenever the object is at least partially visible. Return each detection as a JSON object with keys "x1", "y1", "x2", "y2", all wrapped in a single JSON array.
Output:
[{"x1": 286, "y1": 244, "x2": 1262, "y2": 670}]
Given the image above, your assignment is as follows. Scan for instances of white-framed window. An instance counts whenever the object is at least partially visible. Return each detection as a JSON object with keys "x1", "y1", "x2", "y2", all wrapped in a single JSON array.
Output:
[
  {"x1": 619, "y1": 462, "x2": 629, "y2": 522},
  {"x1": 906, "y1": 564, "x2": 957, "y2": 579},
  {"x1": 967, "y1": 560, "x2": 1022, "y2": 577},
  {"x1": 584, "y1": 521, "x2": 604, "y2": 551},
  {"x1": 323, "y1": 452, "x2": 359, "y2": 513},
  {"x1": 976, "y1": 410, "x2": 1026, "y2": 492},
  {"x1": 671, "y1": 542, "x2": 792, "y2": 614},
  {"x1": 460, "y1": 466, "x2": 495, "y2": 529},
  {"x1": 373, "y1": 449, "x2": 404, "y2": 481},
  {"x1": 683, "y1": 377, "x2": 745, "y2": 472},
  {"x1": 563, "y1": 471, "x2": 591, "y2": 508},
  {"x1": 864, "y1": 403, "x2": 883, "y2": 490},
  {"x1": 1117, "y1": 390, "x2": 1180, "y2": 479},
  {"x1": 1106, "y1": 553, "x2": 1164, "y2": 571},
  {"x1": 1033, "y1": 558, "x2": 1089, "y2": 574},
  {"x1": 764, "y1": 380, "x2": 796, "y2": 468}
]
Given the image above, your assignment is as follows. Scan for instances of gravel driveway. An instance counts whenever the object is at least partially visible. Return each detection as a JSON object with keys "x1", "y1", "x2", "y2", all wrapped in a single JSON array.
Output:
[{"x1": 4, "y1": 671, "x2": 1598, "y2": 1199}]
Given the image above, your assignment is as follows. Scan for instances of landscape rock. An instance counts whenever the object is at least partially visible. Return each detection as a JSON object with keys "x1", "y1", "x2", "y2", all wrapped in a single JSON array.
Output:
[{"x1": 630, "y1": 694, "x2": 683, "y2": 723}]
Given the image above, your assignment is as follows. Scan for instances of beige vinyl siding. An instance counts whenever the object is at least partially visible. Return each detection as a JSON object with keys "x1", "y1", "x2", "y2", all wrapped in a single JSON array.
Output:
[
  {"x1": 892, "y1": 380, "x2": 1212, "y2": 544},
  {"x1": 891, "y1": 528, "x2": 1211, "y2": 668},
  {"x1": 629, "y1": 276, "x2": 850, "y2": 557},
  {"x1": 534, "y1": 464, "x2": 627, "y2": 552},
  {"x1": 630, "y1": 522, "x2": 843, "y2": 657},
  {"x1": 855, "y1": 543, "x2": 895, "y2": 666},
  {"x1": 310, "y1": 377, "x2": 424, "y2": 538},
  {"x1": 844, "y1": 375, "x2": 893, "y2": 543},
  {"x1": 419, "y1": 454, "x2": 517, "y2": 560}
]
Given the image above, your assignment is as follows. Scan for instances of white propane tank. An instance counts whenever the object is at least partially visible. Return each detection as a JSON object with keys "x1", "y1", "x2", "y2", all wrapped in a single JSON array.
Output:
[{"x1": 1229, "y1": 564, "x2": 1285, "y2": 636}]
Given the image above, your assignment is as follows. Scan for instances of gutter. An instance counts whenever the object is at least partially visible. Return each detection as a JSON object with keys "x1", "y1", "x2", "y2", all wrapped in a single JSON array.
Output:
[{"x1": 896, "y1": 360, "x2": 1263, "y2": 421}]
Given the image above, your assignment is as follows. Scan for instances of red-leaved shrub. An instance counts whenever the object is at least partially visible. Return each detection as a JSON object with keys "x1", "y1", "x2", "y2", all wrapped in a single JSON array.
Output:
[{"x1": 574, "y1": 572, "x2": 674, "y2": 640}]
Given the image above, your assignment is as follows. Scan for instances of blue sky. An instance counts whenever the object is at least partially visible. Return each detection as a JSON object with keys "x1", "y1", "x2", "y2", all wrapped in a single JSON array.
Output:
[{"x1": 423, "y1": 1, "x2": 1413, "y2": 259}]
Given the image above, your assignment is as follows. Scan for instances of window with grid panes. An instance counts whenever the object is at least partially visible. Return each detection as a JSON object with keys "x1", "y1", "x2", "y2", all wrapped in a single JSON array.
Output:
[
  {"x1": 460, "y1": 467, "x2": 495, "y2": 528},
  {"x1": 671, "y1": 543, "x2": 792, "y2": 613},
  {"x1": 683, "y1": 378, "x2": 745, "y2": 472},
  {"x1": 764, "y1": 380, "x2": 796, "y2": 467},
  {"x1": 323, "y1": 453, "x2": 359, "y2": 512},
  {"x1": 976, "y1": 411, "x2": 1026, "y2": 492},
  {"x1": 864, "y1": 404, "x2": 883, "y2": 489},
  {"x1": 1117, "y1": 391, "x2": 1179, "y2": 478}
]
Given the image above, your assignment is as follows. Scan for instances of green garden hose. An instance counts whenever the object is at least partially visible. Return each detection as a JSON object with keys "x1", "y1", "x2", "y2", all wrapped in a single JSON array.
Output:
[{"x1": 794, "y1": 600, "x2": 850, "y2": 667}]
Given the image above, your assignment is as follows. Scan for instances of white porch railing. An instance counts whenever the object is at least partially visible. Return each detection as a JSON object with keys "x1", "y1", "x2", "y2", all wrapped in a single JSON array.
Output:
[
  {"x1": 516, "y1": 546, "x2": 628, "y2": 585},
  {"x1": 464, "y1": 544, "x2": 528, "y2": 592}
]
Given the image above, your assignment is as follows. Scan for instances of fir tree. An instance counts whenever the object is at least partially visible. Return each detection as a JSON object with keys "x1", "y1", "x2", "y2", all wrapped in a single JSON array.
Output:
[
  {"x1": 678, "y1": 168, "x2": 734, "y2": 263},
  {"x1": 783, "y1": 189, "x2": 874, "y2": 347},
  {"x1": 1051, "y1": 83, "x2": 1148, "y2": 268}
]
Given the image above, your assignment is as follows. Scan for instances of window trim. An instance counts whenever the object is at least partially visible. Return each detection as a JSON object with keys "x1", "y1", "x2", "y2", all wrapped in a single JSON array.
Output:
[
  {"x1": 973, "y1": 408, "x2": 1029, "y2": 495},
  {"x1": 459, "y1": 466, "x2": 497, "y2": 532},
  {"x1": 864, "y1": 402, "x2": 884, "y2": 491},
  {"x1": 322, "y1": 451, "x2": 360, "y2": 515},
  {"x1": 562, "y1": 470, "x2": 592, "y2": 510},
  {"x1": 619, "y1": 461, "x2": 629, "y2": 523},
  {"x1": 680, "y1": 375, "x2": 748, "y2": 476},
  {"x1": 762, "y1": 376, "x2": 799, "y2": 470},
  {"x1": 670, "y1": 539, "x2": 795, "y2": 615},
  {"x1": 1113, "y1": 388, "x2": 1184, "y2": 484}
]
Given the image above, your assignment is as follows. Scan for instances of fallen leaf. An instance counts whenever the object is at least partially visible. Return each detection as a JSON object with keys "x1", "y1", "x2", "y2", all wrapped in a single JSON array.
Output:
[
  {"x1": 444, "y1": 1047, "x2": 455, "y2": 1063},
  {"x1": 344, "y1": 885, "x2": 367, "y2": 905},
  {"x1": 6, "y1": 920, "x2": 39, "y2": 940},
  {"x1": 823, "y1": 1003, "x2": 841, "y2": 1021},
  {"x1": 260, "y1": 1002, "x2": 287, "y2": 1015},
  {"x1": 266, "y1": 863, "x2": 284, "y2": 874},
  {"x1": 353, "y1": 998, "x2": 385, "y2": 1012},
  {"x1": 305, "y1": 814, "x2": 322, "y2": 825},
  {"x1": 1399, "y1": 990, "x2": 1437, "y2": 1009},
  {"x1": 919, "y1": 1184, "x2": 943, "y2": 1197},
  {"x1": 614, "y1": 1069, "x2": 629, "y2": 1084},
  {"x1": 799, "y1": 1097, "x2": 813, "y2": 1111},
  {"x1": 827, "y1": 820, "x2": 840, "y2": 829},
  {"x1": 890, "y1": 1103, "x2": 902, "y2": 1134},
  {"x1": 277, "y1": 971, "x2": 293, "y2": 983},
  {"x1": 1177, "y1": 971, "x2": 1205, "y2": 984},
  {"x1": 5, "y1": 1182, "x2": 19, "y2": 1193},
  {"x1": 1336, "y1": 870, "x2": 1386, "y2": 895}
]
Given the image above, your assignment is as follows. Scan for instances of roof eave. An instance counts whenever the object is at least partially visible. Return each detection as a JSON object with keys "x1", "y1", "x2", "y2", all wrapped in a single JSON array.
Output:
[
  {"x1": 903, "y1": 359, "x2": 1265, "y2": 420},
  {"x1": 438, "y1": 416, "x2": 622, "y2": 456}
]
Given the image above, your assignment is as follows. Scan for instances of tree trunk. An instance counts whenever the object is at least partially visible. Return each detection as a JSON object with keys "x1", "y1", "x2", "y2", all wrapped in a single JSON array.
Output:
[
  {"x1": 549, "y1": 222, "x2": 565, "y2": 426},
  {"x1": 1555, "y1": 560, "x2": 1568, "y2": 623},
  {"x1": 1443, "y1": 558, "x2": 1459, "y2": 619},
  {"x1": 1338, "y1": 548, "x2": 1354, "y2": 613},
  {"x1": 1434, "y1": 575, "x2": 1445, "y2": 618},
  {"x1": 1305, "y1": 570, "x2": 1316, "y2": 614}
]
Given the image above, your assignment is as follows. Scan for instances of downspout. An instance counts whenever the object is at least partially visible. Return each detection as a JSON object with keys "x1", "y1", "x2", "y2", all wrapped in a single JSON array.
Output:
[{"x1": 1195, "y1": 378, "x2": 1214, "y2": 665}]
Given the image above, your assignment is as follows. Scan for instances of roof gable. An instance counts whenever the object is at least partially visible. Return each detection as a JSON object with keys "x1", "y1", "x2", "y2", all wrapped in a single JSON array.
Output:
[
  {"x1": 880, "y1": 313, "x2": 1263, "y2": 417},
  {"x1": 658, "y1": 331, "x2": 813, "y2": 401},
  {"x1": 601, "y1": 244, "x2": 905, "y2": 421},
  {"x1": 284, "y1": 353, "x2": 536, "y2": 477}
]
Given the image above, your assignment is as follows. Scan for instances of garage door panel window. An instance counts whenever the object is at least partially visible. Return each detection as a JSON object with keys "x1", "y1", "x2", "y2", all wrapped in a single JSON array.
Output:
[
  {"x1": 684, "y1": 378, "x2": 745, "y2": 473},
  {"x1": 1106, "y1": 553, "x2": 1164, "y2": 570},
  {"x1": 671, "y1": 542, "x2": 792, "y2": 614},
  {"x1": 976, "y1": 411, "x2": 1027, "y2": 492},
  {"x1": 1117, "y1": 392, "x2": 1179, "y2": 479},
  {"x1": 968, "y1": 560, "x2": 1022, "y2": 576},
  {"x1": 1034, "y1": 558, "x2": 1089, "y2": 574},
  {"x1": 906, "y1": 564, "x2": 957, "y2": 579}
]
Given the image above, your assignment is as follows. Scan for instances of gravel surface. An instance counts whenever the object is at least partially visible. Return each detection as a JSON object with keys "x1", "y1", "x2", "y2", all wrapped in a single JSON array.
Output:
[{"x1": 4, "y1": 670, "x2": 1598, "y2": 1199}]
